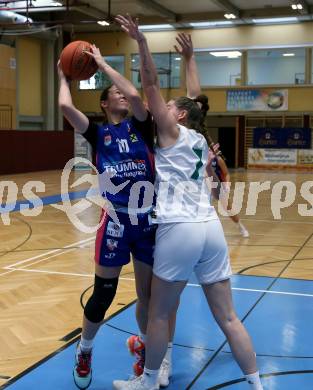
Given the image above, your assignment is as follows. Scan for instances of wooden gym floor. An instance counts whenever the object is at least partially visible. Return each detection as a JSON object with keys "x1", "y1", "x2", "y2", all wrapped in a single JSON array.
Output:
[{"x1": 0, "y1": 169, "x2": 312, "y2": 387}]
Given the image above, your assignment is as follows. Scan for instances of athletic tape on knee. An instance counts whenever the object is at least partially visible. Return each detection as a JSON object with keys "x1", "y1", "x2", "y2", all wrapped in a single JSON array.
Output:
[{"x1": 84, "y1": 275, "x2": 119, "y2": 323}]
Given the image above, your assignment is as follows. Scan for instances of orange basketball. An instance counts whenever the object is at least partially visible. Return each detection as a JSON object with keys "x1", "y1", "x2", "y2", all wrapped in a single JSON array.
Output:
[{"x1": 60, "y1": 41, "x2": 98, "y2": 80}]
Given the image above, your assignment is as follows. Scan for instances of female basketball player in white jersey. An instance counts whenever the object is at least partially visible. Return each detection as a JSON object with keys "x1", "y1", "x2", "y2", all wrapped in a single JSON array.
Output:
[{"x1": 113, "y1": 15, "x2": 263, "y2": 390}]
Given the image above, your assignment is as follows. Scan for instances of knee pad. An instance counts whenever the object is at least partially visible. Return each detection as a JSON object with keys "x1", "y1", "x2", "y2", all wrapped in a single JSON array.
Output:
[{"x1": 84, "y1": 275, "x2": 119, "y2": 323}]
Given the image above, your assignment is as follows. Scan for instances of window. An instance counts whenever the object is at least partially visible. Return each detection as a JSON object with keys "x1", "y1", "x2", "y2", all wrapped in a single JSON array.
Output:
[
  {"x1": 194, "y1": 51, "x2": 241, "y2": 86},
  {"x1": 79, "y1": 56, "x2": 125, "y2": 90},
  {"x1": 247, "y1": 48, "x2": 305, "y2": 85},
  {"x1": 131, "y1": 53, "x2": 181, "y2": 88}
]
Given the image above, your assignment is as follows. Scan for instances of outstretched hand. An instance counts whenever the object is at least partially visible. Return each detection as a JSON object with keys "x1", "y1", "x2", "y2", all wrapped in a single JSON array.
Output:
[
  {"x1": 207, "y1": 149, "x2": 216, "y2": 166},
  {"x1": 174, "y1": 32, "x2": 194, "y2": 60},
  {"x1": 115, "y1": 14, "x2": 145, "y2": 42},
  {"x1": 212, "y1": 143, "x2": 220, "y2": 154},
  {"x1": 83, "y1": 44, "x2": 106, "y2": 68}
]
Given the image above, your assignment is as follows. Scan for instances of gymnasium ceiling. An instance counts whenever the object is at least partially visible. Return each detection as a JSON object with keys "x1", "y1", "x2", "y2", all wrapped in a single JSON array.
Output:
[{"x1": 1, "y1": 0, "x2": 313, "y2": 32}]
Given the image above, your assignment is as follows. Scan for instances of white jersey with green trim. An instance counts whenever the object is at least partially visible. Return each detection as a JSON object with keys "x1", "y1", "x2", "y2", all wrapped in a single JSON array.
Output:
[{"x1": 153, "y1": 124, "x2": 218, "y2": 224}]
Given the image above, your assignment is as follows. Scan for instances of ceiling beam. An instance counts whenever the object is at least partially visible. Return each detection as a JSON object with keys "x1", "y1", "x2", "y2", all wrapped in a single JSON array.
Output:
[
  {"x1": 71, "y1": 1, "x2": 109, "y2": 20},
  {"x1": 210, "y1": 0, "x2": 240, "y2": 17},
  {"x1": 177, "y1": 6, "x2": 313, "y2": 22},
  {"x1": 136, "y1": 0, "x2": 177, "y2": 21}
]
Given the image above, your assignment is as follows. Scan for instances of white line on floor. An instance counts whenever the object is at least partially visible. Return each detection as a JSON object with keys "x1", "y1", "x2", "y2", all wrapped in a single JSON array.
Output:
[
  {"x1": 3, "y1": 268, "x2": 313, "y2": 298},
  {"x1": 5, "y1": 236, "x2": 96, "y2": 268}
]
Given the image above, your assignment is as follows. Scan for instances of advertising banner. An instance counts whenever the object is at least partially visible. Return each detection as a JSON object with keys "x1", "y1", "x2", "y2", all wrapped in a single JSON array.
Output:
[
  {"x1": 253, "y1": 128, "x2": 311, "y2": 149},
  {"x1": 248, "y1": 148, "x2": 297, "y2": 166},
  {"x1": 227, "y1": 89, "x2": 288, "y2": 111},
  {"x1": 297, "y1": 150, "x2": 313, "y2": 168}
]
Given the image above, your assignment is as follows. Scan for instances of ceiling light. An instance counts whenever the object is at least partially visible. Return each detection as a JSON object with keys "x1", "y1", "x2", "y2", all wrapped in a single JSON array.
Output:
[
  {"x1": 97, "y1": 20, "x2": 110, "y2": 26},
  {"x1": 189, "y1": 21, "x2": 233, "y2": 28},
  {"x1": 224, "y1": 13, "x2": 236, "y2": 19},
  {"x1": 175, "y1": 57, "x2": 181, "y2": 61},
  {"x1": 252, "y1": 17, "x2": 298, "y2": 24},
  {"x1": 283, "y1": 53, "x2": 295, "y2": 56},
  {"x1": 210, "y1": 51, "x2": 242, "y2": 58},
  {"x1": 138, "y1": 24, "x2": 174, "y2": 31},
  {"x1": 291, "y1": 2, "x2": 304, "y2": 10}
]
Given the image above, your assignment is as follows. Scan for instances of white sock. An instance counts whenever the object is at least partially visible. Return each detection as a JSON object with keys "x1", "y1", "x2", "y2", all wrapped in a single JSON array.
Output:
[
  {"x1": 245, "y1": 371, "x2": 263, "y2": 390},
  {"x1": 139, "y1": 333, "x2": 147, "y2": 344},
  {"x1": 164, "y1": 342, "x2": 173, "y2": 363},
  {"x1": 79, "y1": 337, "x2": 94, "y2": 352},
  {"x1": 143, "y1": 367, "x2": 159, "y2": 387}
]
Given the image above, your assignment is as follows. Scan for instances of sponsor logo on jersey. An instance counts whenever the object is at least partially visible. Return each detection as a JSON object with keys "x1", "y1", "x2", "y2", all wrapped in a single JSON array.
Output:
[
  {"x1": 117, "y1": 138, "x2": 130, "y2": 153},
  {"x1": 107, "y1": 239, "x2": 118, "y2": 251},
  {"x1": 104, "y1": 135, "x2": 112, "y2": 146},
  {"x1": 103, "y1": 159, "x2": 147, "y2": 178},
  {"x1": 107, "y1": 221, "x2": 125, "y2": 238},
  {"x1": 105, "y1": 253, "x2": 116, "y2": 259},
  {"x1": 130, "y1": 133, "x2": 138, "y2": 143}
]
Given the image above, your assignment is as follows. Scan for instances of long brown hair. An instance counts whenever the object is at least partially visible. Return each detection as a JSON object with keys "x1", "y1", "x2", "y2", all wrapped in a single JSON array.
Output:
[
  {"x1": 174, "y1": 94, "x2": 209, "y2": 131},
  {"x1": 99, "y1": 84, "x2": 113, "y2": 123}
]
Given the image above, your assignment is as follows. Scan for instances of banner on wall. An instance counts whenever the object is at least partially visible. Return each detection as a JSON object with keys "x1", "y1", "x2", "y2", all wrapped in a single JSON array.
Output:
[
  {"x1": 248, "y1": 149, "x2": 297, "y2": 166},
  {"x1": 227, "y1": 89, "x2": 288, "y2": 111},
  {"x1": 284, "y1": 128, "x2": 311, "y2": 149},
  {"x1": 253, "y1": 128, "x2": 311, "y2": 149},
  {"x1": 297, "y1": 150, "x2": 313, "y2": 168}
]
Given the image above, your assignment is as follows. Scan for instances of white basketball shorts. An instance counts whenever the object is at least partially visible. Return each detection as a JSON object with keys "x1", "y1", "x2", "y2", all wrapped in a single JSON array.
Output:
[{"x1": 153, "y1": 219, "x2": 232, "y2": 284}]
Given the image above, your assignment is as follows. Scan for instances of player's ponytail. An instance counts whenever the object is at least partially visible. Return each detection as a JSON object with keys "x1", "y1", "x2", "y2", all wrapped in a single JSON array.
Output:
[{"x1": 193, "y1": 94, "x2": 209, "y2": 128}]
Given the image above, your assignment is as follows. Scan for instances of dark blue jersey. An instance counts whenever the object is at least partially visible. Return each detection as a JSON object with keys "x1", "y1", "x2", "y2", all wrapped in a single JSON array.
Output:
[{"x1": 83, "y1": 114, "x2": 155, "y2": 208}]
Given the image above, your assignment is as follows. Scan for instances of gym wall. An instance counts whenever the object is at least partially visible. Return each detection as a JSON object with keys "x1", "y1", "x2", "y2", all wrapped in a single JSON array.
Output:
[
  {"x1": 71, "y1": 21, "x2": 313, "y2": 114},
  {"x1": 17, "y1": 37, "x2": 43, "y2": 129},
  {"x1": 0, "y1": 43, "x2": 16, "y2": 129}
]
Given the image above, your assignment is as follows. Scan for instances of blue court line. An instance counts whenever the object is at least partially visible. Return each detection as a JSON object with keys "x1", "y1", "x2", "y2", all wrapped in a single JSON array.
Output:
[{"x1": 0, "y1": 190, "x2": 89, "y2": 214}]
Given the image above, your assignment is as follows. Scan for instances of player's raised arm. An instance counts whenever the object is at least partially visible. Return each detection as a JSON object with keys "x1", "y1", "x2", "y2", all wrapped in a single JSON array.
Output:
[
  {"x1": 84, "y1": 44, "x2": 147, "y2": 122},
  {"x1": 174, "y1": 32, "x2": 201, "y2": 99},
  {"x1": 115, "y1": 14, "x2": 179, "y2": 148},
  {"x1": 58, "y1": 61, "x2": 89, "y2": 134}
]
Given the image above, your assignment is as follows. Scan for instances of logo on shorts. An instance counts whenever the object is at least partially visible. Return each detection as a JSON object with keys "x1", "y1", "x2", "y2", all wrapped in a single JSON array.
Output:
[
  {"x1": 104, "y1": 135, "x2": 112, "y2": 146},
  {"x1": 105, "y1": 253, "x2": 116, "y2": 259},
  {"x1": 107, "y1": 221, "x2": 125, "y2": 238},
  {"x1": 143, "y1": 225, "x2": 157, "y2": 233},
  {"x1": 107, "y1": 239, "x2": 118, "y2": 251}
]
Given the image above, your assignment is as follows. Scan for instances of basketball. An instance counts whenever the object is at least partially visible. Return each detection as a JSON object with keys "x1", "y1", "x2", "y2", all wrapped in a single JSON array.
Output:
[{"x1": 60, "y1": 40, "x2": 98, "y2": 80}]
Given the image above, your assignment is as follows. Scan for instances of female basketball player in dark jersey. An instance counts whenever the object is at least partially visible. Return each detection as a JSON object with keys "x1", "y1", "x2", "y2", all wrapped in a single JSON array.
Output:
[{"x1": 58, "y1": 46, "x2": 173, "y2": 389}]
